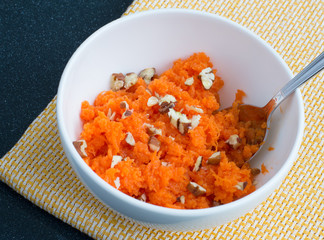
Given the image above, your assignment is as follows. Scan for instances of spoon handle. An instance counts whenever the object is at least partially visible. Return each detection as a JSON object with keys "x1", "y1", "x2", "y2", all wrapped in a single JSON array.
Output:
[
  {"x1": 265, "y1": 51, "x2": 324, "y2": 116},
  {"x1": 281, "y1": 51, "x2": 324, "y2": 98}
]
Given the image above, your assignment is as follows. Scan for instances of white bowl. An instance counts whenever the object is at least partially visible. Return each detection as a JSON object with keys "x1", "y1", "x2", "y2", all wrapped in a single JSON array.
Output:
[{"x1": 57, "y1": 9, "x2": 304, "y2": 231}]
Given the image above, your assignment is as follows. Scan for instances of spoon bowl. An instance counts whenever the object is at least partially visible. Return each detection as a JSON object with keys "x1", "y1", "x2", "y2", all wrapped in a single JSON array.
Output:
[{"x1": 230, "y1": 51, "x2": 324, "y2": 163}]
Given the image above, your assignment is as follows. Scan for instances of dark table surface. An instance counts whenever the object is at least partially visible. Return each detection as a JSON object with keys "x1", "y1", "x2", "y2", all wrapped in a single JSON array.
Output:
[{"x1": 0, "y1": 1, "x2": 134, "y2": 239}]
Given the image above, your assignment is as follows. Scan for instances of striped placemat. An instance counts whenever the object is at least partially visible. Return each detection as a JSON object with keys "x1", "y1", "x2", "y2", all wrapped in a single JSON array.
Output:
[{"x1": 1, "y1": 0, "x2": 323, "y2": 239}]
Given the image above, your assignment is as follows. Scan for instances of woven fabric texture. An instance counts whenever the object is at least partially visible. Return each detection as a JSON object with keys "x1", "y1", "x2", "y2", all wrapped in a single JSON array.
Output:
[{"x1": 1, "y1": 0, "x2": 323, "y2": 239}]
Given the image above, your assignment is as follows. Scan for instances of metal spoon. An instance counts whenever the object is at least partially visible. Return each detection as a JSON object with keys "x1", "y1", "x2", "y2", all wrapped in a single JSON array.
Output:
[{"x1": 234, "y1": 51, "x2": 324, "y2": 161}]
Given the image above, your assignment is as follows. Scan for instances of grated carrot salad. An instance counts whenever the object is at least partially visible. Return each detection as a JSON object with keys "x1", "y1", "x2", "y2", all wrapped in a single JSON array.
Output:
[{"x1": 77, "y1": 53, "x2": 265, "y2": 209}]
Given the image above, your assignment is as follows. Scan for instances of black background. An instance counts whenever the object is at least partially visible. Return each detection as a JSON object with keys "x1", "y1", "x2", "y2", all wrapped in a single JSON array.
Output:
[{"x1": 0, "y1": 1, "x2": 133, "y2": 239}]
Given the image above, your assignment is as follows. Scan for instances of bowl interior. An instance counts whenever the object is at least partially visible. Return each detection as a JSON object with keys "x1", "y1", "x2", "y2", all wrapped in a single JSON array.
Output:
[{"x1": 58, "y1": 9, "x2": 303, "y2": 215}]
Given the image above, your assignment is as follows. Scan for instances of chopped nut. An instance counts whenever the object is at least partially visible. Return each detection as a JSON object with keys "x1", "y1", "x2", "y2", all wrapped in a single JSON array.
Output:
[
  {"x1": 122, "y1": 109, "x2": 133, "y2": 119},
  {"x1": 207, "y1": 152, "x2": 221, "y2": 165},
  {"x1": 187, "y1": 182, "x2": 206, "y2": 197},
  {"x1": 73, "y1": 140, "x2": 88, "y2": 158},
  {"x1": 159, "y1": 94, "x2": 177, "y2": 104},
  {"x1": 176, "y1": 195, "x2": 185, "y2": 204},
  {"x1": 253, "y1": 180, "x2": 258, "y2": 186},
  {"x1": 125, "y1": 132, "x2": 135, "y2": 146},
  {"x1": 235, "y1": 181, "x2": 248, "y2": 191},
  {"x1": 111, "y1": 73, "x2": 125, "y2": 91},
  {"x1": 161, "y1": 161, "x2": 170, "y2": 167},
  {"x1": 107, "y1": 108, "x2": 116, "y2": 121},
  {"x1": 184, "y1": 77, "x2": 194, "y2": 86},
  {"x1": 178, "y1": 121, "x2": 191, "y2": 135},
  {"x1": 120, "y1": 101, "x2": 129, "y2": 109},
  {"x1": 198, "y1": 67, "x2": 215, "y2": 90},
  {"x1": 158, "y1": 95, "x2": 177, "y2": 113},
  {"x1": 111, "y1": 155, "x2": 123, "y2": 168},
  {"x1": 226, "y1": 134, "x2": 241, "y2": 149},
  {"x1": 109, "y1": 112, "x2": 116, "y2": 121},
  {"x1": 193, "y1": 156, "x2": 203, "y2": 172},
  {"x1": 114, "y1": 177, "x2": 120, "y2": 189},
  {"x1": 176, "y1": 111, "x2": 192, "y2": 127},
  {"x1": 186, "y1": 105, "x2": 204, "y2": 113},
  {"x1": 168, "y1": 108, "x2": 192, "y2": 134},
  {"x1": 148, "y1": 136, "x2": 160, "y2": 152},
  {"x1": 107, "y1": 108, "x2": 112, "y2": 117},
  {"x1": 139, "y1": 68, "x2": 156, "y2": 84},
  {"x1": 139, "y1": 193, "x2": 147, "y2": 202},
  {"x1": 251, "y1": 168, "x2": 261, "y2": 176},
  {"x1": 212, "y1": 201, "x2": 220, "y2": 207},
  {"x1": 124, "y1": 72, "x2": 138, "y2": 89},
  {"x1": 191, "y1": 115, "x2": 201, "y2": 129},
  {"x1": 159, "y1": 101, "x2": 175, "y2": 113},
  {"x1": 145, "y1": 88, "x2": 152, "y2": 95},
  {"x1": 144, "y1": 123, "x2": 162, "y2": 136},
  {"x1": 147, "y1": 96, "x2": 159, "y2": 107}
]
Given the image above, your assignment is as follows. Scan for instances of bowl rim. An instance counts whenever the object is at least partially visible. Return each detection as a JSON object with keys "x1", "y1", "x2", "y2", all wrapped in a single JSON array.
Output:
[{"x1": 57, "y1": 8, "x2": 304, "y2": 217}]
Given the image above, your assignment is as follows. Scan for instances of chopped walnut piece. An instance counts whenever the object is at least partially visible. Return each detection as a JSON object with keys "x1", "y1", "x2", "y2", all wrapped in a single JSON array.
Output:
[
  {"x1": 107, "y1": 108, "x2": 112, "y2": 117},
  {"x1": 124, "y1": 72, "x2": 138, "y2": 89},
  {"x1": 212, "y1": 201, "x2": 221, "y2": 207},
  {"x1": 161, "y1": 161, "x2": 170, "y2": 167},
  {"x1": 207, "y1": 152, "x2": 221, "y2": 165},
  {"x1": 235, "y1": 181, "x2": 248, "y2": 191},
  {"x1": 226, "y1": 134, "x2": 241, "y2": 149},
  {"x1": 147, "y1": 96, "x2": 159, "y2": 107},
  {"x1": 114, "y1": 177, "x2": 121, "y2": 190},
  {"x1": 111, "y1": 73, "x2": 125, "y2": 91},
  {"x1": 159, "y1": 94, "x2": 177, "y2": 104},
  {"x1": 186, "y1": 105, "x2": 204, "y2": 113},
  {"x1": 111, "y1": 155, "x2": 123, "y2": 168},
  {"x1": 125, "y1": 132, "x2": 135, "y2": 146},
  {"x1": 139, "y1": 68, "x2": 156, "y2": 84},
  {"x1": 168, "y1": 108, "x2": 192, "y2": 134},
  {"x1": 144, "y1": 123, "x2": 162, "y2": 136},
  {"x1": 139, "y1": 193, "x2": 147, "y2": 202},
  {"x1": 193, "y1": 156, "x2": 203, "y2": 172},
  {"x1": 253, "y1": 180, "x2": 258, "y2": 186},
  {"x1": 148, "y1": 136, "x2": 160, "y2": 152},
  {"x1": 73, "y1": 140, "x2": 88, "y2": 158},
  {"x1": 158, "y1": 95, "x2": 177, "y2": 113},
  {"x1": 251, "y1": 168, "x2": 261, "y2": 176},
  {"x1": 159, "y1": 102, "x2": 176, "y2": 113},
  {"x1": 176, "y1": 195, "x2": 185, "y2": 204},
  {"x1": 191, "y1": 115, "x2": 201, "y2": 129},
  {"x1": 120, "y1": 101, "x2": 129, "y2": 109},
  {"x1": 198, "y1": 67, "x2": 215, "y2": 90},
  {"x1": 107, "y1": 108, "x2": 116, "y2": 121},
  {"x1": 178, "y1": 121, "x2": 191, "y2": 135},
  {"x1": 145, "y1": 88, "x2": 152, "y2": 95},
  {"x1": 184, "y1": 77, "x2": 194, "y2": 86},
  {"x1": 109, "y1": 112, "x2": 116, "y2": 121},
  {"x1": 122, "y1": 109, "x2": 133, "y2": 119},
  {"x1": 187, "y1": 181, "x2": 206, "y2": 197}
]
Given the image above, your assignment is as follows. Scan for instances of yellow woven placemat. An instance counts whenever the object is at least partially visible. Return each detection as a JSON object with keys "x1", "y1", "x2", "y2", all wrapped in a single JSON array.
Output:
[{"x1": 1, "y1": 0, "x2": 323, "y2": 239}]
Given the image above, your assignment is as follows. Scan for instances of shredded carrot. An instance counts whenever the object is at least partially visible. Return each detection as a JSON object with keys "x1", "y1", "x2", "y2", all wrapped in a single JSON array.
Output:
[
  {"x1": 78, "y1": 52, "x2": 265, "y2": 209},
  {"x1": 268, "y1": 147, "x2": 274, "y2": 151},
  {"x1": 235, "y1": 89, "x2": 246, "y2": 104},
  {"x1": 261, "y1": 163, "x2": 269, "y2": 174}
]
